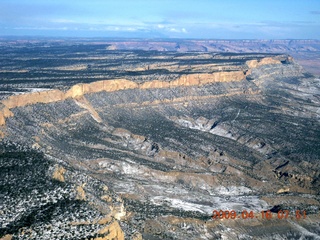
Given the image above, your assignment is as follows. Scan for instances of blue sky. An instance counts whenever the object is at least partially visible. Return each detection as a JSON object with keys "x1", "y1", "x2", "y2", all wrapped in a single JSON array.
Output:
[{"x1": 0, "y1": 0, "x2": 319, "y2": 39}]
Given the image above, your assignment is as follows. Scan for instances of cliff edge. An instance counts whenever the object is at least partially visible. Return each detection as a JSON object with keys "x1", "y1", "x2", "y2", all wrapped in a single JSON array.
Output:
[{"x1": 0, "y1": 56, "x2": 289, "y2": 126}]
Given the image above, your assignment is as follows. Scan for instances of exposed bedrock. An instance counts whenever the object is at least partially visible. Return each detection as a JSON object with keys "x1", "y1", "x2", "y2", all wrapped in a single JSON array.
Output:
[
  {"x1": 0, "y1": 55, "x2": 290, "y2": 125},
  {"x1": 1, "y1": 52, "x2": 320, "y2": 239}
]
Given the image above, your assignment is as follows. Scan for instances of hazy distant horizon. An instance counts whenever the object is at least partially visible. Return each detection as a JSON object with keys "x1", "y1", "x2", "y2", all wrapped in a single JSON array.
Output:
[{"x1": 0, "y1": 36, "x2": 319, "y2": 41}]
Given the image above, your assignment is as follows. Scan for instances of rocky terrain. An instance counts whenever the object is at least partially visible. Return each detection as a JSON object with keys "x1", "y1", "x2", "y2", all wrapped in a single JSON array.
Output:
[
  {"x1": 102, "y1": 39, "x2": 320, "y2": 76},
  {"x1": 0, "y1": 40, "x2": 320, "y2": 239}
]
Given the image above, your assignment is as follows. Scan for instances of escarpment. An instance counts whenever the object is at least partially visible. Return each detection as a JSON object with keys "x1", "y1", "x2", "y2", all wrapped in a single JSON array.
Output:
[
  {"x1": 245, "y1": 57, "x2": 282, "y2": 68},
  {"x1": 0, "y1": 105, "x2": 13, "y2": 126},
  {"x1": 0, "y1": 56, "x2": 286, "y2": 126},
  {"x1": 1, "y1": 45, "x2": 319, "y2": 240}
]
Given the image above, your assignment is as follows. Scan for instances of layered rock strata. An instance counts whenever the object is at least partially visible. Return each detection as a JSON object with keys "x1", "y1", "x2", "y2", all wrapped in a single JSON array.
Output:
[
  {"x1": 1, "y1": 48, "x2": 319, "y2": 239},
  {"x1": 0, "y1": 56, "x2": 287, "y2": 126}
]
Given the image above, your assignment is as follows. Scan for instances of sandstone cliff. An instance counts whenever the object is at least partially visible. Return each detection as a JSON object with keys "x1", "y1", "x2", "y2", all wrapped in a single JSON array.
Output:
[
  {"x1": 0, "y1": 56, "x2": 284, "y2": 126},
  {"x1": 1, "y1": 48, "x2": 319, "y2": 240},
  {"x1": 0, "y1": 105, "x2": 13, "y2": 126},
  {"x1": 246, "y1": 57, "x2": 282, "y2": 68}
]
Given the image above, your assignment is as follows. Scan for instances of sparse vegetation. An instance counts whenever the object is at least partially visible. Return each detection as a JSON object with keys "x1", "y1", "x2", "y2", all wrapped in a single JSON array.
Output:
[{"x1": 0, "y1": 41, "x2": 319, "y2": 239}]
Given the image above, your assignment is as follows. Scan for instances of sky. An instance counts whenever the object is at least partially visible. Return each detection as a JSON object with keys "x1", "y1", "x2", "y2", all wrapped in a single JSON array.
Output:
[{"x1": 0, "y1": 0, "x2": 319, "y2": 39}]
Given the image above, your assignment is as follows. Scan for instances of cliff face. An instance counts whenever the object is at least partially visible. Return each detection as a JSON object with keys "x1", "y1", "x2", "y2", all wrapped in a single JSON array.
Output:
[
  {"x1": 2, "y1": 90, "x2": 65, "y2": 109},
  {"x1": 0, "y1": 56, "x2": 285, "y2": 126},
  {"x1": 1, "y1": 48, "x2": 319, "y2": 240},
  {"x1": 246, "y1": 57, "x2": 282, "y2": 68},
  {"x1": 0, "y1": 105, "x2": 13, "y2": 126}
]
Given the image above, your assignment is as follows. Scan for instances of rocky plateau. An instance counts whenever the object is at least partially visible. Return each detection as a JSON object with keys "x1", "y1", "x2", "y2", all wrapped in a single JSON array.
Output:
[{"x1": 0, "y1": 39, "x2": 319, "y2": 240}]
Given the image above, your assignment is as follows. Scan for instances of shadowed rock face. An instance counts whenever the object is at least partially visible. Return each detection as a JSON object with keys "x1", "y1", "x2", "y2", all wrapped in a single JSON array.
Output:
[{"x1": 0, "y1": 43, "x2": 320, "y2": 239}]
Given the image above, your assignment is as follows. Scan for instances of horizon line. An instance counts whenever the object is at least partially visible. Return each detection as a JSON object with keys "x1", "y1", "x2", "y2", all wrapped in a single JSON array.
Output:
[{"x1": 0, "y1": 36, "x2": 319, "y2": 41}]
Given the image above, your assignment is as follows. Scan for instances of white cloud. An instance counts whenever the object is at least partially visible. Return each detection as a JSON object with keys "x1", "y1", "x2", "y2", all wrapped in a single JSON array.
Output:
[
  {"x1": 50, "y1": 19, "x2": 76, "y2": 24},
  {"x1": 13, "y1": 26, "x2": 69, "y2": 31},
  {"x1": 169, "y1": 27, "x2": 178, "y2": 32},
  {"x1": 168, "y1": 27, "x2": 187, "y2": 33}
]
